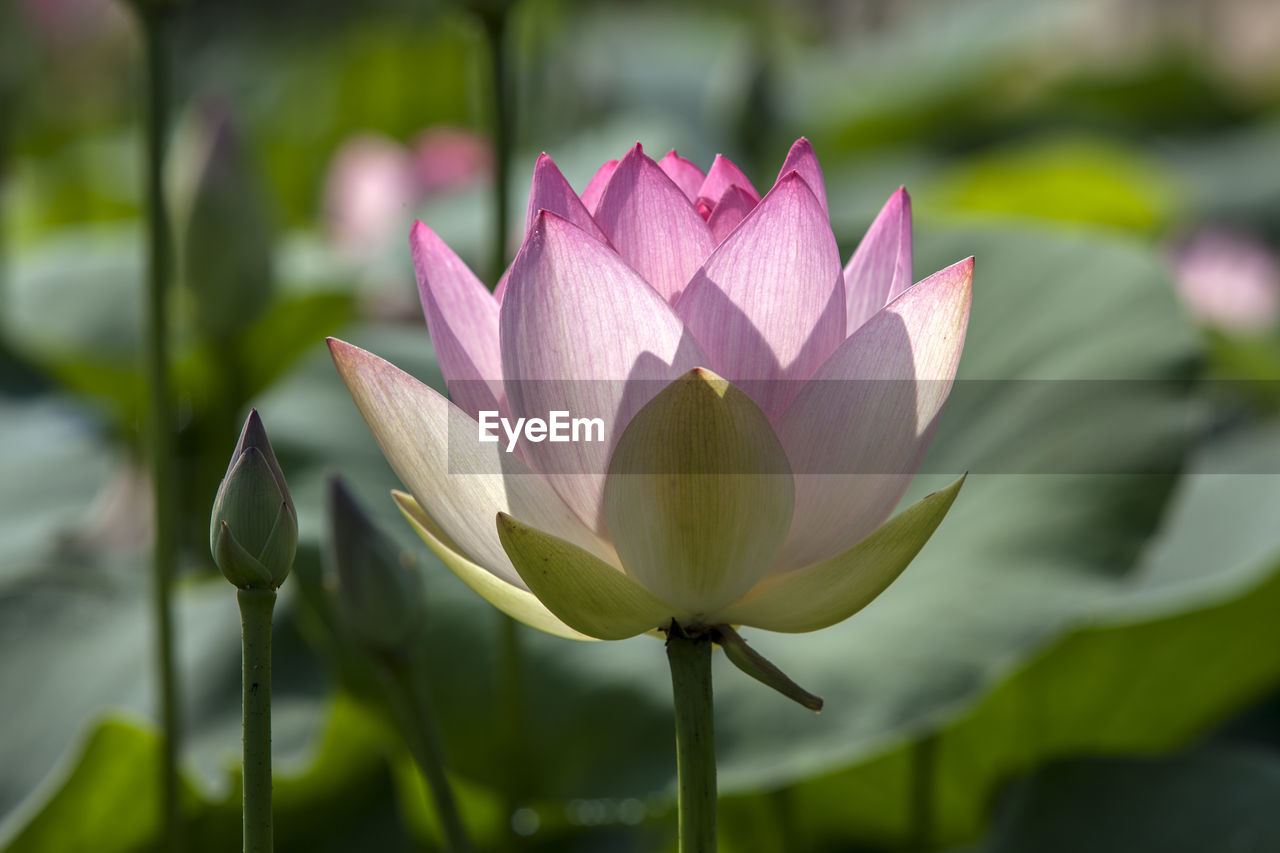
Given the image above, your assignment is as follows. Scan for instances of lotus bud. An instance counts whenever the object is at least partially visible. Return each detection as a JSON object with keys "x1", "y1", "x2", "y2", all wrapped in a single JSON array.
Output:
[
  {"x1": 210, "y1": 409, "x2": 295, "y2": 590},
  {"x1": 177, "y1": 102, "x2": 273, "y2": 341},
  {"x1": 326, "y1": 476, "x2": 425, "y2": 652}
]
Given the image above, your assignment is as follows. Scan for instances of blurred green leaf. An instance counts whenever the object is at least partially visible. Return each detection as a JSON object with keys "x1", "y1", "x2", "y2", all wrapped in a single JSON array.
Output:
[
  {"x1": 0, "y1": 397, "x2": 114, "y2": 575},
  {"x1": 0, "y1": 694, "x2": 466, "y2": 853},
  {"x1": 723, "y1": 420, "x2": 1280, "y2": 850},
  {"x1": 779, "y1": 0, "x2": 1083, "y2": 150},
  {"x1": 971, "y1": 747, "x2": 1280, "y2": 853},
  {"x1": 0, "y1": 718, "x2": 205, "y2": 853},
  {"x1": 1162, "y1": 119, "x2": 1280, "y2": 230},
  {"x1": 235, "y1": 291, "x2": 355, "y2": 400},
  {"x1": 925, "y1": 137, "x2": 1181, "y2": 231}
]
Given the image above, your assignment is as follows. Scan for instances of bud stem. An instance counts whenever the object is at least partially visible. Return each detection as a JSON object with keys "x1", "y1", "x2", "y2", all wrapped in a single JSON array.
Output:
[
  {"x1": 380, "y1": 654, "x2": 474, "y2": 853},
  {"x1": 666, "y1": 625, "x2": 717, "y2": 852},
  {"x1": 238, "y1": 588, "x2": 277, "y2": 853}
]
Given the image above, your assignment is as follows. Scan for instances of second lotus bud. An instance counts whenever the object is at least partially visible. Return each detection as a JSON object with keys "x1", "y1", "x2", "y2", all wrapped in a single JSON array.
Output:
[{"x1": 327, "y1": 476, "x2": 425, "y2": 652}]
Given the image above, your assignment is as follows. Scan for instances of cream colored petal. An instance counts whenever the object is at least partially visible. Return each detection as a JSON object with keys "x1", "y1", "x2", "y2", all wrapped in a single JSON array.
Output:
[
  {"x1": 604, "y1": 368, "x2": 794, "y2": 614},
  {"x1": 496, "y1": 512, "x2": 684, "y2": 641},
  {"x1": 394, "y1": 491, "x2": 593, "y2": 642},
  {"x1": 329, "y1": 338, "x2": 617, "y2": 588},
  {"x1": 713, "y1": 476, "x2": 965, "y2": 633}
]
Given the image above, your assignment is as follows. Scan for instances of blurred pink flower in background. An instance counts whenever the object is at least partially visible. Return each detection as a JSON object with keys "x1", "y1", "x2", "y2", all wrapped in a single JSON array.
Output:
[
  {"x1": 20, "y1": 0, "x2": 128, "y2": 49},
  {"x1": 324, "y1": 133, "x2": 420, "y2": 255},
  {"x1": 413, "y1": 127, "x2": 493, "y2": 197},
  {"x1": 324, "y1": 127, "x2": 491, "y2": 258},
  {"x1": 1172, "y1": 229, "x2": 1280, "y2": 334}
]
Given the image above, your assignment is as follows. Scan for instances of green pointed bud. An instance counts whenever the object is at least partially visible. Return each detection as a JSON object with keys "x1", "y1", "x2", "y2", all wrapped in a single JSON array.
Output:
[
  {"x1": 327, "y1": 476, "x2": 425, "y2": 652},
  {"x1": 210, "y1": 410, "x2": 296, "y2": 589},
  {"x1": 176, "y1": 102, "x2": 273, "y2": 341}
]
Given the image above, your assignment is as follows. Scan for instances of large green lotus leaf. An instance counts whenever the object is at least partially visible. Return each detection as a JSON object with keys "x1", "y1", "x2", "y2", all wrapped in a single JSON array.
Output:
[
  {"x1": 0, "y1": 398, "x2": 114, "y2": 578},
  {"x1": 253, "y1": 219, "x2": 1218, "y2": 813},
  {"x1": 719, "y1": 421, "x2": 1280, "y2": 849},
  {"x1": 0, "y1": 695, "x2": 472, "y2": 853},
  {"x1": 969, "y1": 747, "x2": 1280, "y2": 853}
]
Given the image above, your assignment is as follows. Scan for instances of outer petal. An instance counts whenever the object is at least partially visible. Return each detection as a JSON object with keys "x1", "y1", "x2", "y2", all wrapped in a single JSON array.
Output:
[
  {"x1": 696, "y1": 153, "x2": 760, "y2": 214},
  {"x1": 497, "y1": 512, "x2": 682, "y2": 640},
  {"x1": 845, "y1": 187, "x2": 913, "y2": 335},
  {"x1": 411, "y1": 221, "x2": 504, "y2": 418},
  {"x1": 524, "y1": 153, "x2": 610, "y2": 244},
  {"x1": 775, "y1": 137, "x2": 827, "y2": 214},
  {"x1": 714, "y1": 476, "x2": 964, "y2": 632},
  {"x1": 658, "y1": 149, "x2": 706, "y2": 203},
  {"x1": 328, "y1": 338, "x2": 615, "y2": 587},
  {"x1": 579, "y1": 158, "x2": 618, "y2": 215},
  {"x1": 500, "y1": 211, "x2": 707, "y2": 532},
  {"x1": 393, "y1": 491, "x2": 592, "y2": 641},
  {"x1": 592, "y1": 144, "x2": 716, "y2": 303},
  {"x1": 772, "y1": 258, "x2": 973, "y2": 570},
  {"x1": 604, "y1": 369, "x2": 794, "y2": 614},
  {"x1": 676, "y1": 172, "x2": 845, "y2": 418},
  {"x1": 705, "y1": 184, "x2": 757, "y2": 243}
]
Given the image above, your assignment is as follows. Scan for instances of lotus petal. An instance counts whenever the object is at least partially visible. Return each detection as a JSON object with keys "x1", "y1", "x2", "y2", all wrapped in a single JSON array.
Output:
[
  {"x1": 497, "y1": 512, "x2": 681, "y2": 640},
  {"x1": 718, "y1": 476, "x2": 964, "y2": 632},
  {"x1": 658, "y1": 149, "x2": 706, "y2": 203},
  {"x1": 411, "y1": 221, "x2": 504, "y2": 418},
  {"x1": 499, "y1": 211, "x2": 707, "y2": 531},
  {"x1": 604, "y1": 369, "x2": 795, "y2": 614},
  {"x1": 328, "y1": 338, "x2": 616, "y2": 587},
  {"x1": 676, "y1": 172, "x2": 845, "y2": 418},
  {"x1": 593, "y1": 144, "x2": 716, "y2": 303},
  {"x1": 845, "y1": 187, "x2": 913, "y2": 334},
  {"x1": 524, "y1": 153, "x2": 610, "y2": 244},
  {"x1": 775, "y1": 137, "x2": 827, "y2": 213},
  {"x1": 772, "y1": 257, "x2": 973, "y2": 570}
]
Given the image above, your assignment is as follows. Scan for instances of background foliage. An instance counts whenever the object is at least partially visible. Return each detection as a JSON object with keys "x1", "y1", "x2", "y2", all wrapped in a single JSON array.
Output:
[{"x1": 3, "y1": 0, "x2": 1280, "y2": 850}]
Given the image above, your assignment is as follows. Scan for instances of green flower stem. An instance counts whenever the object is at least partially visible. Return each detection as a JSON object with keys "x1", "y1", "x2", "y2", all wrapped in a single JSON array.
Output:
[
  {"x1": 480, "y1": 7, "x2": 526, "y2": 837},
  {"x1": 238, "y1": 588, "x2": 277, "y2": 853},
  {"x1": 667, "y1": 628, "x2": 717, "y2": 853},
  {"x1": 481, "y1": 7, "x2": 512, "y2": 284},
  {"x1": 380, "y1": 655, "x2": 474, "y2": 853},
  {"x1": 910, "y1": 731, "x2": 938, "y2": 853},
  {"x1": 135, "y1": 3, "x2": 182, "y2": 848},
  {"x1": 497, "y1": 614, "x2": 527, "y2": 834}
]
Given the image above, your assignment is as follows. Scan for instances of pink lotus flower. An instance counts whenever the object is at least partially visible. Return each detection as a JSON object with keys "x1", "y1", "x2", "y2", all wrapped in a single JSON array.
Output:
[
  {"x1": 324, "y1": 127, "x2": 491, "y2": 257},
  {"x1": 324, "y1": 133, "x2": 419, "y2": 255},
  {"x1": 330, "y1": 139, "x2": 972, "y2": 641}
]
